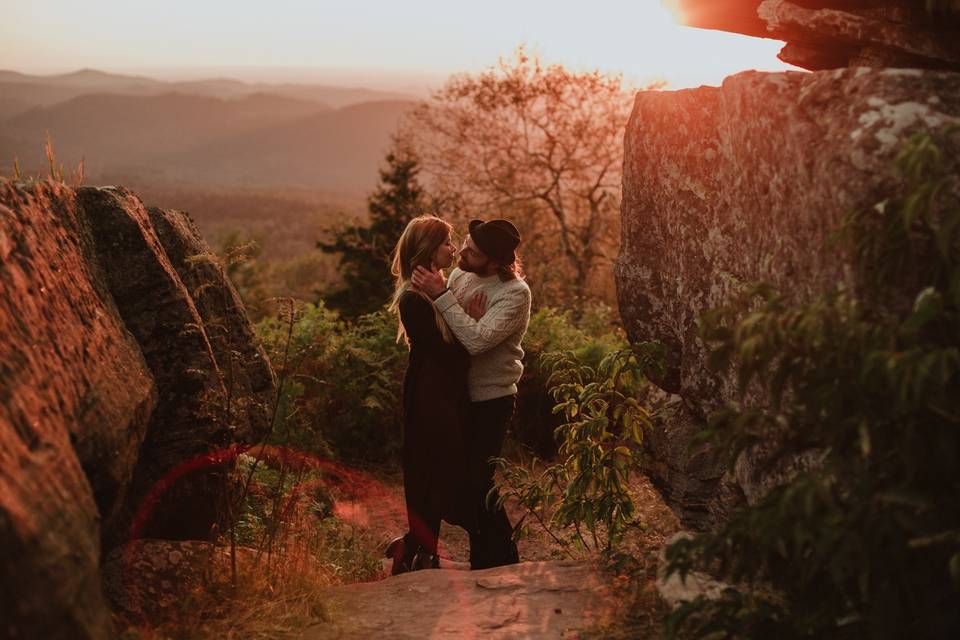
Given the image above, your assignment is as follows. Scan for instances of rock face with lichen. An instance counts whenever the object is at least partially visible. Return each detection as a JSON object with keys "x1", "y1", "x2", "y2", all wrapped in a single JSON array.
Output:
[
  {"x1": 677, "y1": 0, "x2": 960, "y2": 71},
  {"x1": 0, "y1": 179, "x2": 274, "y2": 639},
  {"x1": 616, "y1": 67, "x2": 960, "y2": 528}
]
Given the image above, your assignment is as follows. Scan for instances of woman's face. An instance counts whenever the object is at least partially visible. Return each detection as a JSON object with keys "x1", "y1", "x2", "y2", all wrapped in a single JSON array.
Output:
[{"x1": 431, "y1": 234, "x2": 456, "y2": 269}]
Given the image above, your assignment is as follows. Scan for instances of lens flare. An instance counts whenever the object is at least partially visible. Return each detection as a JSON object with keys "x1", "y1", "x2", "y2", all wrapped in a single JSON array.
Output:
[{"x1": 661, "y1": 0, "x2": 686, "y2": 24}]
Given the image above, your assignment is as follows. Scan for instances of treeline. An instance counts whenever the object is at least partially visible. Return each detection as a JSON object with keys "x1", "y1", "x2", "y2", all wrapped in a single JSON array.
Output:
[
  {"x1": 205, "y1": 50, "x2": 644, "y2": 325},
  {"x1": 312, "y1": 48, "x2": 644, "y2": 320},
  {"x1": 226, "y1": 51, "x2": 645, "y2": 465}
]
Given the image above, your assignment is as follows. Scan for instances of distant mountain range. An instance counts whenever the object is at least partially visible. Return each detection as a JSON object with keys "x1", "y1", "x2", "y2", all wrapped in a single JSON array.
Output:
[{"x1": 0, "y1": 68, "x2": 420, "y2": 191}]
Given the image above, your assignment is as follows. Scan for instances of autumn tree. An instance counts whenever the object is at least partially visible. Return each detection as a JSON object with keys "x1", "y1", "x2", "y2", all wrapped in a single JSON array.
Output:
[
  {"x1": 318, "y1": 144, "x2": 430, "y2": 318},
  {"x1": 403, "y1": 49, "x2": 638, "y2": 309}
]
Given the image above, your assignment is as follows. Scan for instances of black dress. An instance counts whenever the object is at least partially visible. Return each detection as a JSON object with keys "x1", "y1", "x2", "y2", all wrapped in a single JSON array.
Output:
[{"x1": 398, "y1": 291, "x2": 475, "y2": 555}]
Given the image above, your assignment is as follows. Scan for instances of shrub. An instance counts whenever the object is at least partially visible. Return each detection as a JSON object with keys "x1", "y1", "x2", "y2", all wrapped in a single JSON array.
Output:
[
  {"x1": 664, "y1": 130, "x2": 960, "y2": 638},
  {"x1": 230, "y1": 453, "x2": 382, "y2": 583},
  {"x1": 515, "y1": 303, "x2": 629, "y2": 457},
  {"x1": 256, "y1": 299, "x2": 628, "y2": 465},
  {"x1": 494, "y1": 343, "x2": 665, "y2": 556},
  {"x1": 256, "y1": 302, "x2": 406, "y2": 464}
]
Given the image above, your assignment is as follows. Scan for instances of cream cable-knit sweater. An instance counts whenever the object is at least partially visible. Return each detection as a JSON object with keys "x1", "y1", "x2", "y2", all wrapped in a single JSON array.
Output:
[{"x1": 433, "y1": 268, "x2": 532, "y2": 402}]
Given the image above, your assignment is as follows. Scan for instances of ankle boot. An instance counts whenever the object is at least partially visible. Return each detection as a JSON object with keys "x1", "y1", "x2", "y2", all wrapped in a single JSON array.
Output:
[
  {"x1": 385, "y1": 536, "x2": 416, "y2": 575},
  {"x1": 412, "y1": 552, "x2": 440, "y2": 570}
]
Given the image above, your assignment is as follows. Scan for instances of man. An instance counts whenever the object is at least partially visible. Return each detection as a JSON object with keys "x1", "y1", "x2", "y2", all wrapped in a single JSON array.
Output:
[{"x1": 412, "y1": 218, "x2": 531, "y2": 570}]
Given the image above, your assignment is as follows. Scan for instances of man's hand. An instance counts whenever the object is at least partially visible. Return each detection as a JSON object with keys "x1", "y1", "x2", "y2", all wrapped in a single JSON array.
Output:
[
  {"x1": 465, "y1": 291, "x2": 487, "y2": 320},
  {"x1": 411, "y1": 265, "x2": 447, "y2": 298}
]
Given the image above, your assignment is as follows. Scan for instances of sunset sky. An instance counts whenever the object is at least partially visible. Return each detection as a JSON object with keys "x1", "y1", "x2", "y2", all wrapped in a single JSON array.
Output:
[{"x1": 1, "y1": 1, "x2": 794, "y2": 89}]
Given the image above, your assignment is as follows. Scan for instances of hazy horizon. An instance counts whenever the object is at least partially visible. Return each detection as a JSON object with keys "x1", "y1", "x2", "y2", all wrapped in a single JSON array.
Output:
[{"x1": 2, "y1": 65, "x2": 447, "y2": 96}]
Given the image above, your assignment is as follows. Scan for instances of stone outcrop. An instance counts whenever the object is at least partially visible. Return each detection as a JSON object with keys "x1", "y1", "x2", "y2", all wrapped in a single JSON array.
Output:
[
  {"x1": 656, "y1": 532, "x2": 731, "y2": 608},
  {"x1": 146, "y1": 206, "x2": 274, "y2": 444},
  {"x1": 76, "y1": 187, "x2": 231, "y2": 547},
  {"x1": 0, "y1": 179, "x2": 274, "y2": 638},
  {"x1": 677, "y1": 0, "x2": 960, "y2": 71},
  {"x1": 304, "y1": 561, "x2": 615, "y2": 639},
  {"x1": 0, "y1": 180, "x2": 152, "y2": 639},
  {"x1": 616, "y1": 67, "x2": 960, "y2": 528}
]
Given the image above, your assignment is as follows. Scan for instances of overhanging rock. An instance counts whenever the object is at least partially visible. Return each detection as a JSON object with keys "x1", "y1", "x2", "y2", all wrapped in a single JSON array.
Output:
[{"x1": 676, "y1": 0, "x2": 960, "y2": 71}]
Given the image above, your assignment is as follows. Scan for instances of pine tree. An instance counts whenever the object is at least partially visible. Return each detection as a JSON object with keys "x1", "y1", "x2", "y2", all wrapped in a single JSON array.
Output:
[{"x1": 319, "y1": 147, "x2": 428, "y2": 318}]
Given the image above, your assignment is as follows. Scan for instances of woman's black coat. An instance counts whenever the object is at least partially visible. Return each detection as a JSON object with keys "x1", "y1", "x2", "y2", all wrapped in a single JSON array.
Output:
[{"x1": 399, "y1": 291, "x2": 475, "y2": 530}]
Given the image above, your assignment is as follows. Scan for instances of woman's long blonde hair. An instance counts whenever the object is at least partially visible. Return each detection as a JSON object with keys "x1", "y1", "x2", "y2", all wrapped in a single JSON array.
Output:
[{"x1": 389, "y1": 215, "x2": 455, "y2": 344}]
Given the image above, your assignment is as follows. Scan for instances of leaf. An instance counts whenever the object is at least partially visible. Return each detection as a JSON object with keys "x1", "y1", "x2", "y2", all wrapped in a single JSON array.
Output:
[
  {"x1": 935, "y1": 200, "x2": 960, "y2": 258},
  {"x1": 904, "y1": 287, "x2": 943, "y2": 333},
  {"x1": 858, "y1": 420, "x2": 871, "y2": 458}
]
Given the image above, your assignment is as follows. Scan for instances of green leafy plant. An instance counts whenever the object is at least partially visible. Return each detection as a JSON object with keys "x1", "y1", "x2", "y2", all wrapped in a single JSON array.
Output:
[
  {"x1": 256, "y1": 302, "x2": 406, "y2": 463},
  {"x1": 514, "y1": 303, "x2": 629, "y2": 457},
  {"x1": 494, "y1": 342, "x2": 664, "y2": 555},
  {"x1": 665, "y1": 129, "x2": 960, "y2": 639}
]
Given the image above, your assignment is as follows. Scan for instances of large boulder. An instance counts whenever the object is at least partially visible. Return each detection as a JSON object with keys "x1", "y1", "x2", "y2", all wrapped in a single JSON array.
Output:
[
  {"x1": 146, "y1": 205, "x2": 274, "y2": 443},
  {"x1": 0, "y1": 179, "x2": 274, "y2": 638},
  {"x1": 0, "y1": 180, "x2": 153, "y2": 639},
  {"x1": 616, "y1": 67, "x2": 960, "y2": 527},
  {"x1": 77, "y1": 187, "x2": 230, "y2": 546},
  {"x1": 677, "y1": 0, "x2": 960, "y2": 71}
]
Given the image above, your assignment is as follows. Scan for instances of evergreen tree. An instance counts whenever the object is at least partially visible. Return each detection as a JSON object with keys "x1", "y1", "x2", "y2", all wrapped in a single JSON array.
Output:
[{"x1": 319, "y1": 147, "x2": 428, "y2": 318}]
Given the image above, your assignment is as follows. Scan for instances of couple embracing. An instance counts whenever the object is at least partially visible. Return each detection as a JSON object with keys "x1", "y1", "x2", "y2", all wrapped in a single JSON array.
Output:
[{"x1": 386, "y1": 214, "x2": 531, "y2": 574}]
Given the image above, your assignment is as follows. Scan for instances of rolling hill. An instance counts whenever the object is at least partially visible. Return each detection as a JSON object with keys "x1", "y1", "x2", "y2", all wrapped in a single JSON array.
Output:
[
  {"x1": 0, "y1": 91, "x2": 415, "y2": 191},
  {"x1": 155, "y1": 99, "x2": 417, "y2": 191},
  {"x1": 1, "y1": 92, "x2": 326, "y2": 166}
]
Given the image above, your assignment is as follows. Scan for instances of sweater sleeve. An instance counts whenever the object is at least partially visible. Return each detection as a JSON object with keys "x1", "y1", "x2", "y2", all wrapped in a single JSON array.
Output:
[{"x1": 433, "y1": 283, "x2": 531, "y2": 356}]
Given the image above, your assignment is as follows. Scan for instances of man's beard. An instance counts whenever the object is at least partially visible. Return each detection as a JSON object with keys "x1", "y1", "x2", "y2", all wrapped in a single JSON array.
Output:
[{"x1": 458, "y1": 256, "x2": 478, "y2": 273}]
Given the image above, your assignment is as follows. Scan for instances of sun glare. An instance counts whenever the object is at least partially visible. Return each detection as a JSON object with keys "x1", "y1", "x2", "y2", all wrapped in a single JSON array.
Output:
[
  {"x1": 0, "y1": 0, "x2": 793, "y2": 89},
  {"x1": 660, "y1": 0, "x2": 686, "y2": 24}
]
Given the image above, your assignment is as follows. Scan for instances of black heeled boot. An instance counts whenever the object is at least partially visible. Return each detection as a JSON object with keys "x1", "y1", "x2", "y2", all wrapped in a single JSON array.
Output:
[
  {"x1": 412, "y1": 551, "x2": 440, "y2": 570},
  {"x1": 385, "y1": 535, "x2": 417, "y2": 576}
]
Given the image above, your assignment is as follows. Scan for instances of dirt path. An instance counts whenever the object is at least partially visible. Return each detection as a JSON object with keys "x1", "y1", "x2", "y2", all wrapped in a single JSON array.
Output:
[
  {"x1": 328, "y1": 465, "x2": 679, "y2": 572},
  {"x1": 318, "y1": 465, "x2": 679, "y2": 637}
]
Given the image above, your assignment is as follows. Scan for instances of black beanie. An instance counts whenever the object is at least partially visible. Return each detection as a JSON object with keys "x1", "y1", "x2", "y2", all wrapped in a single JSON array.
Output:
[{"x1": 468, "y1": 218, "x2": 521, "y2": 264}]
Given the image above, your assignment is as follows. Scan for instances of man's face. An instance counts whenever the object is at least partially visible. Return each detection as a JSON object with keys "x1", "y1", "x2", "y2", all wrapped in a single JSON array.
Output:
[{"x1": 458, "y1": 235, "x2": 491, "y2": 274}]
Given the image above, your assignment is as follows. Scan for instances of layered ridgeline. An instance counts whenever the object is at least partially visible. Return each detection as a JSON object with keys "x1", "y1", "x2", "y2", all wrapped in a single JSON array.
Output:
[
  {"x1": 0, "y1": 179, "x2": 275, "y2": 638},
  {"x1": 0, "y1": 69, "x2": 417, "y2": 191},
  {"x1": 619, "y1": 5, "x2": 960, "y2": 528}
]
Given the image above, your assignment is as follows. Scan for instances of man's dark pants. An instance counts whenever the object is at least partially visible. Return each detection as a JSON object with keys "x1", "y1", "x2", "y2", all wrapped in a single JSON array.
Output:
[{"x1": 465, "y1": 394, "x2": 520, "y2": 570}]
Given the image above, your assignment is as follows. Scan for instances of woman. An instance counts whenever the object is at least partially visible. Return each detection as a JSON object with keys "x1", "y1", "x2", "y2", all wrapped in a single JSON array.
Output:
[{"x1": 385, "y1": 215, "x2": 481, "y2": 574}]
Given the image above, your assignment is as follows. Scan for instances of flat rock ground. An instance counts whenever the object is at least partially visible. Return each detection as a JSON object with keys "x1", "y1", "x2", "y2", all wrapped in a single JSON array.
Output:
[
  {"x1": 305, "y1": 464, "x2": 680, "y2": 639},
  {"x1": 106, "y1": 451, "x2": 679, "y2": 639}
]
